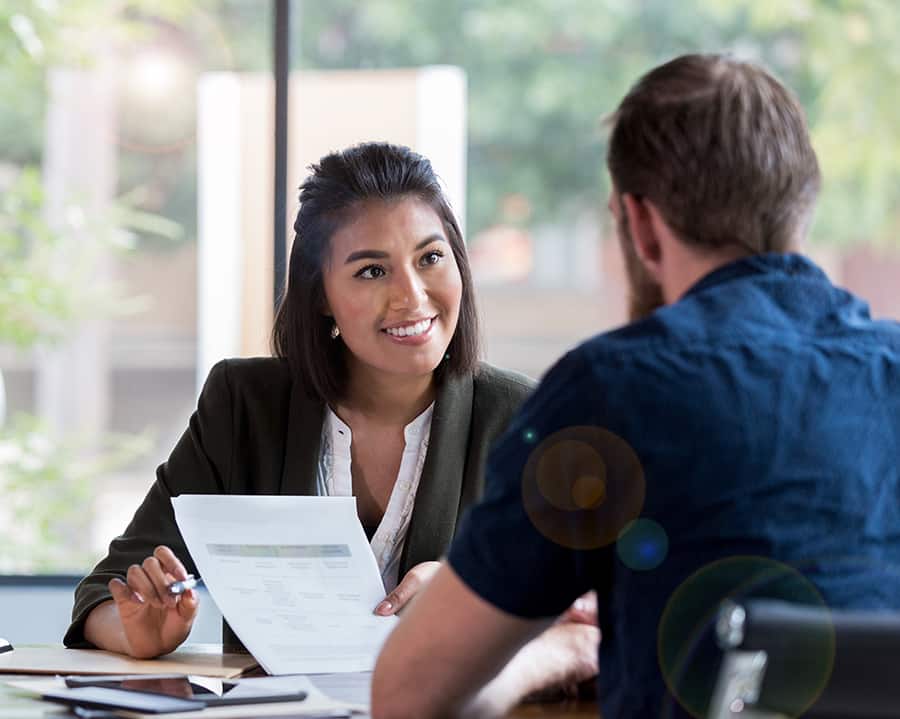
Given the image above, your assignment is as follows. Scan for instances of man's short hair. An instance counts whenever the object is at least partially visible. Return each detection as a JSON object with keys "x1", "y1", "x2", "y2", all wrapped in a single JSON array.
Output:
[{"x1": 607, "y1": 53, "x2": 821, "y2": 254}]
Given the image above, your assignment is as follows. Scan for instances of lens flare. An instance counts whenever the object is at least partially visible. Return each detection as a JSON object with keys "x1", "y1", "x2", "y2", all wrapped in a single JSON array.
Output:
[
  {"x1": 657, "y1": 556, "x2": 832, "y2": 719},
  {"x1": 521, "y1": 426, "x2": 644, "y2": 550},
  {"x1": 617, "y1": 518, "x2": 668, "y2": 571}
]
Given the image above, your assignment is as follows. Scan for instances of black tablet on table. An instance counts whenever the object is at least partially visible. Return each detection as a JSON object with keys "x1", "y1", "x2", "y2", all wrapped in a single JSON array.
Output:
[{"x1": 43, "y1": 674, "x2": 308, "y2": 714}]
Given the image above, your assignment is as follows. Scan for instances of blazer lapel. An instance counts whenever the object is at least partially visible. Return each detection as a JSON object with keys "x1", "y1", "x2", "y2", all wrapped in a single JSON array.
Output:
[
  {"x1": 279, "y1": 381, "x2": 324, "y2": 496},
  {"x1": 400, "y1": 372, "x2": 474, "y2": 574}
]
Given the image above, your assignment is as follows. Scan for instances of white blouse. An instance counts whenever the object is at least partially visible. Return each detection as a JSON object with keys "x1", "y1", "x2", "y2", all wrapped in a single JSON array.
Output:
[{"x1": 315, "y1": 403, "x2": 434, "y2": 593}]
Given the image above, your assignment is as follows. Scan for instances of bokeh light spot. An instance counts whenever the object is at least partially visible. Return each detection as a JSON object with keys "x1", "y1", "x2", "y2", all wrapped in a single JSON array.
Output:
[
  {"x1": 617, "y1": 518, "x2": 668, "y2": 571},
  {"x1": 657, "y1": 556, "x2": 832, "y2": 719},
  {"x1": 522, "y1": 426, "x2": 644, "y2": 550},
  {"x1": 572, "y1": 472, "x2": 607, "y2": 509}
]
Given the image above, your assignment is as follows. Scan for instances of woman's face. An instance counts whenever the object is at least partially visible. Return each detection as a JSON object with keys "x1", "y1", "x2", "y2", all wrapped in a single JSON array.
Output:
[{"x1": 322, "y1": 197, "x2": 463, "y2": 385}]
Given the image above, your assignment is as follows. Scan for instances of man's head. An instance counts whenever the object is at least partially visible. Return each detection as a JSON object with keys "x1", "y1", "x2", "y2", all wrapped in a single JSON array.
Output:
[{"x1": 606, "y1": 53, "x2": 821, "y2": 319}]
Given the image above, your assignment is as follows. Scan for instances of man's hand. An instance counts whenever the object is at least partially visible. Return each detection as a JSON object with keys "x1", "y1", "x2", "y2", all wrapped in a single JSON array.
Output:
[
  {"x1": 514, "y1": 621, "x2": 600, "y2": 702},
  {"x1": 374, "y1": 561, "x2": 441, "y2": 616},
  {"x1": 510, "y1": 590, "x2": 599, "y2": 701},
  {"x1": 105, "y1": 545, "x2": 199, "y2": 658},
  {"x1": 560, "y1": 590, "x2": 598, "y2": 626}
]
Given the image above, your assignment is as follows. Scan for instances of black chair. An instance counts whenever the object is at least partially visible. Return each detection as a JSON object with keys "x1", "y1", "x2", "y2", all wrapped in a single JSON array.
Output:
[{"x1": 708, "y1": 599, "x2": 900, "y2": 718}]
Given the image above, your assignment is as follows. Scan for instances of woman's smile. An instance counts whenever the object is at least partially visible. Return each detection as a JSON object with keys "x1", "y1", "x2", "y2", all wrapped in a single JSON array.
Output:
[{"x1": 382, "y1": 316, "x2": 436, "y2": 343}]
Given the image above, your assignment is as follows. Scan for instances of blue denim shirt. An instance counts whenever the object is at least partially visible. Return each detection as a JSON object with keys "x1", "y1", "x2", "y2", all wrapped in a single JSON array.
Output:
[{"x1": 449, "y1": 253, "x2": 900, "y2": 718}]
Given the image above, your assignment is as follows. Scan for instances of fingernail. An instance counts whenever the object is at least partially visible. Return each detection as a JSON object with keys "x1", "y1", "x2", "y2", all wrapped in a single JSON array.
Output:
[
  {"x1": 133, "y1": 592, "x2": 145, "y2": 604},
  {"x1": 575, "y1": 599, "x2": 587, "y2": 612},
  {"x1": 375, "y1": 600, "x2": 392, "y2": 615}
]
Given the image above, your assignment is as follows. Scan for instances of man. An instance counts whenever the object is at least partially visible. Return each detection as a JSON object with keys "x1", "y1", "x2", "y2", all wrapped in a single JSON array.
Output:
[{"x1": 371, "y1": 53, "x2": 900, "y2": 718}]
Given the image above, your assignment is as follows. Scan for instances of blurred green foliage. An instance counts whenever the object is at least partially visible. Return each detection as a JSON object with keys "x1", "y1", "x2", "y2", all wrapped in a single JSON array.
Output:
[
  {"x1": 0, "y1": 163, "x2": 160, "y2": 571},
  {"x1": 0, "y1": 167, "x2": 180, "y2": 347},
  {"x1": 0, "y1": 413, "x2": 152, "y2": 573},
  {"x1": 0, "y1": 2, "x2": 178, "y2": 572},
  {"x1": 293, "y1": 0, "x2": 900, "y2": 245},
  {"x1": 0, "y1": 0, "x2": 898, "y2": 572},
  {"x1": 7, "y1": 0, "x2": 898, "y2": 246},
  {"x1": 0, "y1": 168, "x2": 75, "y2": 347}
]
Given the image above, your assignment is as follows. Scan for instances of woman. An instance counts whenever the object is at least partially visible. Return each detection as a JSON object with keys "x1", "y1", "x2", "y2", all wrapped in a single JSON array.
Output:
[{"x1": 65, "y1": 143, "x2": 597, "y2": 696}]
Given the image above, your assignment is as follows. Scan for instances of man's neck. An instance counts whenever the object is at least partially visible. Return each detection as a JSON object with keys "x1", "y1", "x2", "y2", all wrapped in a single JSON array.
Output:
[{"x1": 662, "y1": 243, "x2": 751, "y2": 305}]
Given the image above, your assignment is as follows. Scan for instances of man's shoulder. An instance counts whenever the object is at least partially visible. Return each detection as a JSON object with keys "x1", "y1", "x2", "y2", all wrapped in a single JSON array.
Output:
[
  {"x1": 574, "y1": 316, "x2": 677, "y2": 369},
  {"x1": 529, "y1": 318, "x2": 695, "y2": 413}
]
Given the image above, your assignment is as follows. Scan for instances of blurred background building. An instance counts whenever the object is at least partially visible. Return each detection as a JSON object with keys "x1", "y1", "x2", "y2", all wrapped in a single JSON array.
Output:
[{"x1": 2, "y1": 0, "x2": 899, "y2": 586}]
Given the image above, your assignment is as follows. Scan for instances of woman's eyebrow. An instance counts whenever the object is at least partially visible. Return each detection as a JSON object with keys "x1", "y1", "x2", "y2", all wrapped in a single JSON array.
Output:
[{"x1": 343, "y1": 235, "x2": 447, "y2": 264}]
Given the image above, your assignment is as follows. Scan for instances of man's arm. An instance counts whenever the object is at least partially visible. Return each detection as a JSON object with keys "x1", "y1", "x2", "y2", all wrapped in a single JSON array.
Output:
[{"x1": 372, "y1": 563, "x2": 597, "y2": 719}]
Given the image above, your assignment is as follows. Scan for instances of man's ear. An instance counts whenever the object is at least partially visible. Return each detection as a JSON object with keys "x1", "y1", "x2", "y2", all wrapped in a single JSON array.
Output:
[{"x1": 622, "y1": 193, "x2": 663, "y2": 280}]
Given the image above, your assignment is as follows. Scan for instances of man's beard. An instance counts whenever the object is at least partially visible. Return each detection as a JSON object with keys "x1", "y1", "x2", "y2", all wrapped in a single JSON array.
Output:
[{"x1": 618, "y1": 216, "x2": 665, "y2": 322}]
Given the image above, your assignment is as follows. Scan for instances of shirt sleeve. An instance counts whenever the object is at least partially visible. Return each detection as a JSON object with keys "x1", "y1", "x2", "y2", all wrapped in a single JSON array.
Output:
[
  {"x1": 63, "y1": 360, "x2": 235, "y2": 647},
  {"x1": 448, "y1": 350, "x2": 609, "y2": 619}
]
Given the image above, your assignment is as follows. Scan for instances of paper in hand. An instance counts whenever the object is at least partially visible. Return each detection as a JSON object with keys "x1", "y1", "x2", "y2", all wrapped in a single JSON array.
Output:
[{"x1": 172, "y1": 495, "x2": 398, "y2": 675}]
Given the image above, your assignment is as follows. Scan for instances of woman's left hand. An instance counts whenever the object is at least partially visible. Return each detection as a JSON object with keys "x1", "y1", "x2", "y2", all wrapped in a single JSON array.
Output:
[{"x1": 374, "y1": 561, "x2": 441, "y2": 616}]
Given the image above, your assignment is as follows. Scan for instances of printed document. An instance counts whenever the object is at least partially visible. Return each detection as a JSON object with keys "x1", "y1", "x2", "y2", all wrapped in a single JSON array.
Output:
[{"x1": 172, "y1": 495, "x2": 398, "y2": 675}]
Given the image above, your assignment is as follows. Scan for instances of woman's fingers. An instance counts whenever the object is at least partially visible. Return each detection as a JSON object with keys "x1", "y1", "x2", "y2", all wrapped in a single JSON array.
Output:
[
  {"x1": 142, "y1": 555, "x2": 177, "y2": 608},
  {"x1": 375, "y1": 580, "x2": 415, "y2": 616},
  {"x1": 109, "y1": 576, "x2": 145, "y2": 607},
  {"x1": 107, "y1": 550, "x2": 198, "y2": 658},
  {"x1": 374, "y1": 561, "x2": 441, "y2": 615},
  {"x1": 125, "y1": 563, "x2": 165, "y2": 609},
  {"x1": 138, "y1": 545, "x2": 194, "y2": 609},
  {"x1": 176, "y1": 588, "x2": 200, "y2": 621},
  {"x1": 117, "y1": 546, "x2": 192, "y2": 611},
  {"x1": 153, "y1": 545, "x2": 190, "y2": 582}
]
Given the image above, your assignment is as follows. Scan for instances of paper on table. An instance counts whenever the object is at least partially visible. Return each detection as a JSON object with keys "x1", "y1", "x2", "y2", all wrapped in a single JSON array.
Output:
[
  {"x1": 172, "y1": 495, "x2": 398, "y2": 675},
  {"x1": 309, "y1": 672, "x2": 372, "y2": 708}
]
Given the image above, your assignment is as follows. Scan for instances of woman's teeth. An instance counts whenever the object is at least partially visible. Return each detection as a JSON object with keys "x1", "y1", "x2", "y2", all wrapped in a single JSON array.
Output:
[{"x1": 385, "y1": 318, "x2": 432, "y2": 337}]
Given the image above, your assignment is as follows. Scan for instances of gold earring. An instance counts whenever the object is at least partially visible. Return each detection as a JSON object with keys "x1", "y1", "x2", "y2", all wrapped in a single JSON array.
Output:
[{"x1": 330, "y1": 323, "x2": 340, "y2": 339}]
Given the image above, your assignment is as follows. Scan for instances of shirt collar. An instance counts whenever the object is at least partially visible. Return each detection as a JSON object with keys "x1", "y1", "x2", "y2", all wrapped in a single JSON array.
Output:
[
  {"x1": 682, "y1": 252, "x2": 828, "y2": 301},
  {"x1": 325, "y1": 402, "x2": 435, "y2": 457},
  {"x1": 403, "y1": 402, "x2": 434, "y2": 443}
]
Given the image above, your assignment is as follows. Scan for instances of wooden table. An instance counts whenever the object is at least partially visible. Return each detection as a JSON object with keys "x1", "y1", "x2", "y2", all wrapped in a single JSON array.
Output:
[
  {"x1": 1, "y1": 688, "x2": 598, "y2": 717},
  {"x1": 1, "y1": 675, "x2": 598, "y2": 718}
]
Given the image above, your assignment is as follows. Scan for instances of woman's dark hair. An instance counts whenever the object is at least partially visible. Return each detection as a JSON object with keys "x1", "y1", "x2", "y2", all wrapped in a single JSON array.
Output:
[{"x1": 272, "y1": 142, "x2": 480, "y2": 404}]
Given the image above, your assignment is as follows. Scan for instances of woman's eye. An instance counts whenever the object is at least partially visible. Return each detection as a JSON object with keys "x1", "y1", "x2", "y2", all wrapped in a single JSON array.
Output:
[
  {"x1": 420, "y1": 250, "x2": 444, "y2": 266},
  {"x1": 355, "y1": 265, "x2": 386, "y2": 279}
]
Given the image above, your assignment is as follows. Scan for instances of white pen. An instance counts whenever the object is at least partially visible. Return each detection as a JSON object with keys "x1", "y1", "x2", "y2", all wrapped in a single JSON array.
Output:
[{"x1": 167, "y1": 574, "x2": 203, "y2": 596}]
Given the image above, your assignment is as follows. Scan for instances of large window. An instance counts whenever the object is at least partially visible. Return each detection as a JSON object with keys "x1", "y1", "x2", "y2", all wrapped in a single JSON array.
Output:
[{"x1": 2, "y1": 0, "x2": 899, "y2": 574}]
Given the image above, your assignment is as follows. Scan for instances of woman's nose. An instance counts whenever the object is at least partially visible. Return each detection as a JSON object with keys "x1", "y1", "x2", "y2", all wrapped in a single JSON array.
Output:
[{"x1": 389, "y1": 269, "x2": 427, "y2": 310}]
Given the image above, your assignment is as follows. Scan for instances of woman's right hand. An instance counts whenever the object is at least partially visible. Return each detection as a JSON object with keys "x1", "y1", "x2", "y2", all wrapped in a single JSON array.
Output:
[{"x1": 105, "y1": 545, "x2": 199, "y2": 658}]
